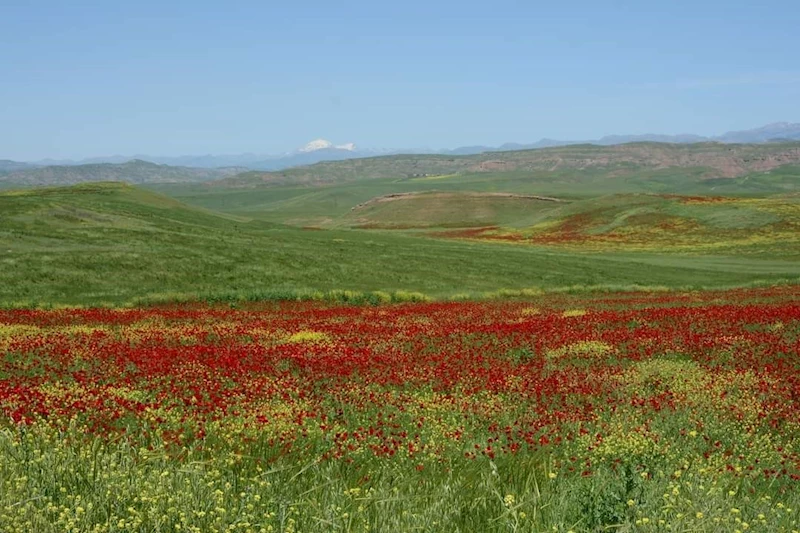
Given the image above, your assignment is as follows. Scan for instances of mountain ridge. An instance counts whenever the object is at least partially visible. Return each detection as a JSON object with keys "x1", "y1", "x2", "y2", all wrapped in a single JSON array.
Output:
[
  {"x1": 214, "y1": 141, "x2": 800, "y2": 188},
  {"x1": 8, "y1": 122, "x2": 799, "y2": 171},
  {"x1": 0, "y1": 159, "x2": 246, "y2": 187},
  {"x1": 0, "y1": 160, "x2": 35, "y2": 173}
]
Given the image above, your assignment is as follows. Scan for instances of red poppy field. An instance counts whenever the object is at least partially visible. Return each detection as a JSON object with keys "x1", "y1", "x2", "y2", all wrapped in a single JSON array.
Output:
[{"x1": 1, "y1": 287, "x2": 800, "y2": 532}]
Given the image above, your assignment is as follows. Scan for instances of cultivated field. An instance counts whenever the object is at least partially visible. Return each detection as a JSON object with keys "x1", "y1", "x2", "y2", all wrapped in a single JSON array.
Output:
[{"x1": 1, "y1": 287, "x2": 799, "y2": 531}]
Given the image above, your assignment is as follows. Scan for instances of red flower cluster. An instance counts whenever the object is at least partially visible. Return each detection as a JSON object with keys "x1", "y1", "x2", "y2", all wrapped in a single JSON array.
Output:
[{"x1": 1, "y1": 286, "x2": 798, "y2": 479}]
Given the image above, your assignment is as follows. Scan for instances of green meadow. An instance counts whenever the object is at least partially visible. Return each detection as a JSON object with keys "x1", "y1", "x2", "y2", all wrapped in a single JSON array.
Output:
[{"x1": 2, "y1": 168, "x2": 800, "y2": 307}]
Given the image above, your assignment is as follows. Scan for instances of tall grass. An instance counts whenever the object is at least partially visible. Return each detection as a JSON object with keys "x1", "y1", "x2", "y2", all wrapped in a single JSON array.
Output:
[{"x1": 2, "y1": 422, "x2": 798, "y2": 532}]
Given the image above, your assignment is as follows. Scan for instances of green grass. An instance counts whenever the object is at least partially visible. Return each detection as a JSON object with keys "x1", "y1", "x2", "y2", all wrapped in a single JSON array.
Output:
[
  {"x1": 152, "y1": 164, "x2": 800, "y2": 229},
  {"x1": 157, "y1": 177, "x2": 800, "y2": 259},
  {"x1": 7, "y1": 424, "x2": 797, "y2": 533},
  {"x1": 697, "y1": 165, "x2": 800, "y2": 194},
  {"x1": 486, "y1": 194, "x2": 800, "y2": 257},
  {"x1": 340, "y1": 191, "x2": 564, "y2": 229},
  {"x1": 4, "y1": 182, "x2": 800, "y2": 307}
]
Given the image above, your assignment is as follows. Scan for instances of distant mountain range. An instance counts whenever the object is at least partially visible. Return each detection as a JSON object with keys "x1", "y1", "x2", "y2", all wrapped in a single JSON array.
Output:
[
  {"x1": 0, "y1": 160, "x2": 35, "y2": 173},
  {"x1": 4, "y1": 122, "x2": 798, "y2": 171},
  {"x1": 0, "y1": 122, "x2": 800, "y2": 187},
  {"x1": 0, "y1": 160, "x2": 245, "y2": 186},
  {"x1": 219, "y1": 141, "x2": 800, "y2": 189},
  {"x1": 3, "y1": 139, "x2": 800, "y2": 189},
  {"x1": 21, "y1": 139, "x2": 388, "y2": 172},
  {"x1": 445, "y1": 122, "x2": 800, "y2": 155}
]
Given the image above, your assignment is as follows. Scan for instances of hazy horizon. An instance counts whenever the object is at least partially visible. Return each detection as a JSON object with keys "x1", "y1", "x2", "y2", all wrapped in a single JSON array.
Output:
[
  {"x1": 2, "y1": 1, "x2": 799, "y2": 160},
  {"x1": 6, "y1": 121, "x2": 800, "y2": 165}
]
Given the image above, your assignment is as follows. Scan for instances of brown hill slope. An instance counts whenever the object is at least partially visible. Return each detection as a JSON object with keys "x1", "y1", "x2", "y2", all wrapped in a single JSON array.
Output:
[{"x1": 215, "y1": 142, "x2": 800, "y2": 188}]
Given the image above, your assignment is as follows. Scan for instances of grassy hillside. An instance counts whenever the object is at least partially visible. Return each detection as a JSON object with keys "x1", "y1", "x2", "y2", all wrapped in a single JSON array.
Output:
[
  {"x1": 214, "y1": 141, "x2": 800, "y2": 187},
  {"x1": 430, "y1": 194, "x2": 800, "y2": 257},
  {"x1": 188, "y1": 179, "x2": 799, "y2": 257},
  {"x1": 341, "y1": 191, "x2": 565, "y2": 229},
  {"x1": 3, "y1": 182, "x2": 800, "y2": 306},
  {"x1": 697, "y1": 165, "x2": 800, "y2": 194},
  {"x1": 0, "y1": 159, "x2": 244, "y2": 186},
  {"x1": 154, "y1": 164, "x2": 800, "y2": 228}
]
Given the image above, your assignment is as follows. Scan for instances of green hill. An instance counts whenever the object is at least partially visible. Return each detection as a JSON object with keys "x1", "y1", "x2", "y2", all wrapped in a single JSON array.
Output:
[
  {"x1": 427, "y1": 193, "x2": 800, "y2": 257},
  {"x1": 253, "y1": 185, "x2": 799, "y2": 257},
  {"x1": 341, "y1": 191, "x2": 565, "y2": 229},
  {"x1": 151, "y1": 142, "x2": 800, "y2": 232},
  {"x1": 0, "y1": 159, "x2": 244, "y2": 187},
  {"x1": 3, "y1": 182, "x2": 800, "y2": 306},
  {"x1": 155, "y1": 162, "x2": 800, "y2": 229}
]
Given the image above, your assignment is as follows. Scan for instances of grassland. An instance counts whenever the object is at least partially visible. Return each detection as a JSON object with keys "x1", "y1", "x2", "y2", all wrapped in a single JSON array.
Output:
[
  {"x1": 419, "y1": 193, "x2": 800, "y2": 257},
  {"x1": 152, "y1": 160, "x2": 800, "y2": 263},
  {"x1": 342, "y1": 192, "x2": 564, "y2": 229},
  {"x1": 153, "y1": 164, "x2": 800, "y2": 227},
  {"x1": 3, "y1": 182, "x2": 800, "y2": 307}
]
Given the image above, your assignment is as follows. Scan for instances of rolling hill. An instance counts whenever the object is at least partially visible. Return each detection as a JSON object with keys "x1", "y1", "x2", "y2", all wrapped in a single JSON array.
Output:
[
  {"x1": 253, "y1": 185, "x2": 800, "y2": 258},
  {"x1": 156, "y1": 157, "x2": 800, "y2": 230},
  {"x1": 213, "y1": 141, "x2": 800, "y2": 188},
  {"x1": 426, "y1": 193, "x2": 800, "y2": 256},
  {"x1": 3, "y1": 182, "x2": 799, "y2": 306},
  {"x1": 341, "y1": 192, "x2": 565, "y2": 229},
  {"x1": 0, "y1": 159, "x2": 245, "y2": 187}
]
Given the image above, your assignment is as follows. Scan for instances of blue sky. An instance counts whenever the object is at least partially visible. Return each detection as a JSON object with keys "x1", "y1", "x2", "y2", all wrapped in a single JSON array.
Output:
[{"x1": 2, "y1": 0, "x2": 799, "y2": 160}]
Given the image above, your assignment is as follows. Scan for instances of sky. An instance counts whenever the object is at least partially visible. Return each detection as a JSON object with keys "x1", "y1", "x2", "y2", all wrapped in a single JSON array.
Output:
[{"x1": 1, "y1": 0, "x2": 799, "y2": 161}]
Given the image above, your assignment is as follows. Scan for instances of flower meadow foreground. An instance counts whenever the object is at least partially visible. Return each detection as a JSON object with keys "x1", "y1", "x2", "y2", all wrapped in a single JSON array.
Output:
[{"x1": 1, "y1": 288, "x2": 800, "y2": 532}]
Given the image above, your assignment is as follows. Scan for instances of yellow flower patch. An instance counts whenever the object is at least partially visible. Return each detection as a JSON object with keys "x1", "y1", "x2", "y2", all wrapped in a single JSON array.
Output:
[
  {"x1": 547, "y1": 340, "x2": 615, "y2": 360},
  {"x1": 283, "y1": 330, "x2": 333, "y2": 345}
]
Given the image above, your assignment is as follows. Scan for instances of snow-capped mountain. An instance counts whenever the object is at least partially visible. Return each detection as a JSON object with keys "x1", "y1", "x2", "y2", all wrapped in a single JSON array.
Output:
[
  {"x1": 242, "y1": 140, "x2": 373, "y2": 170},
  {"x1": 298, "y1": 139, "x2": 357, "y2": 153}
]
